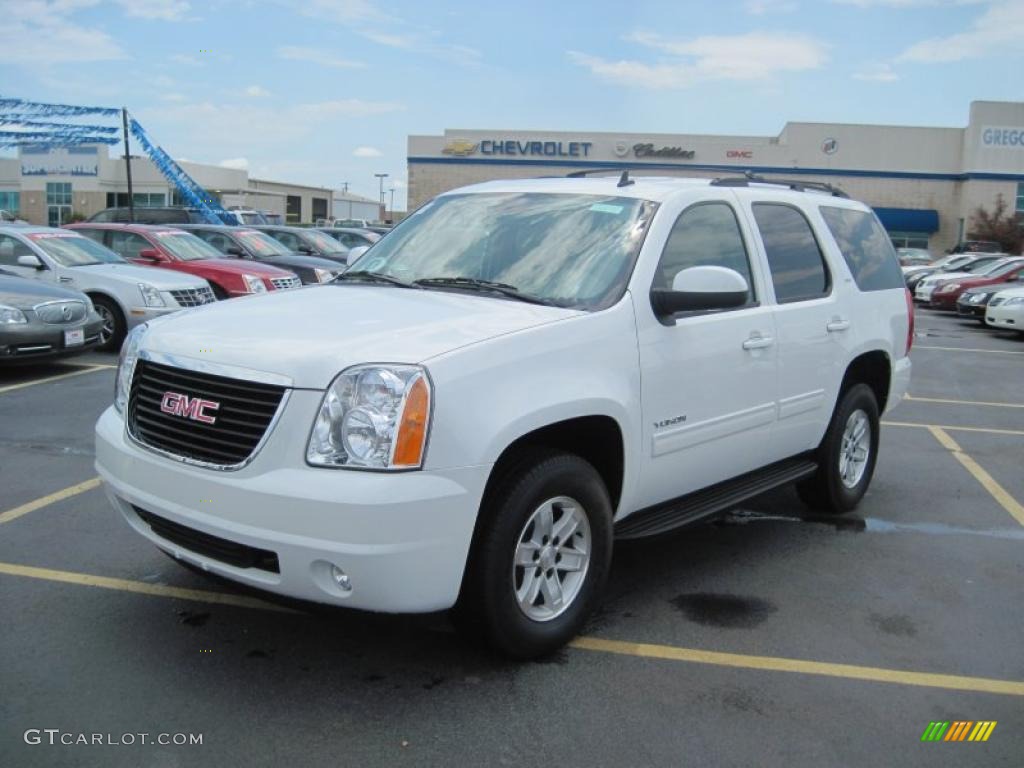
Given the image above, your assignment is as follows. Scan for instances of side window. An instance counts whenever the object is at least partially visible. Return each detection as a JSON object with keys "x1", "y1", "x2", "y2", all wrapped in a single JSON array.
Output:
[
  {"x1": 819, "y1": 206, "x2": 904, "y2": 291},
  {"x1": 0, "y1": 234, "x2": 34, "y2": 266},
  {"x1": 109, "y1": 231, "x2": 152, "y2": 259},
  {"x1": 752, "y1": 203, "x2": 830, "y2": 303},
  {"x1": 91, "y1": 211, "x2": 111, "y2": 222},
  {"x1": 76, "y1": 229, "x2": 106, "y2": 245},
  {"x1": 652, "y1": 202, "x2": 756, "y2": 305},
  {"x1": 198, "y1": 232, "x2": 229, "y2": 252}
]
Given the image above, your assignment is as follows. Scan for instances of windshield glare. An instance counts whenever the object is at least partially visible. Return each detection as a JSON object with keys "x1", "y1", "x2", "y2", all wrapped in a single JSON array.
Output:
[
  {"x1": 351, "y1": 192, "x2": 656, "y2": 309},
  {"x1": 29, "y1": 234, "x2": 124, "y2": 266},
  {"x1": 156, "y1": 232, "x2": 223, "y2": 261},
  {"x1": 300, "y1": 230, "x2": 346, "y2": 253},
  {"x1": 238, "y1": 231, "x2": 291, "y2": 257}
]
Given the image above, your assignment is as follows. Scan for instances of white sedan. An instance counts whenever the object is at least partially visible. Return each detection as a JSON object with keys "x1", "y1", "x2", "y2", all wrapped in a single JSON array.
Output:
[{"x1": 985, "y1": 286, "x2": 1024, "y2": 334}]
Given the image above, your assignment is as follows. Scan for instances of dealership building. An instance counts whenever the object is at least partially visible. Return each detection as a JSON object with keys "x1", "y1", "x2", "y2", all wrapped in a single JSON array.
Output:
[
  {"x1": 408, "y1": 100, "x2": 1024, "y2": 253},
  {"x1": 0, "y1": 146, "x2": 382, "y2": 226}
]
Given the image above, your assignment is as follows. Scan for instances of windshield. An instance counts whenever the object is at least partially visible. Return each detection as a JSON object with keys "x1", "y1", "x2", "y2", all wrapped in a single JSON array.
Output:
[
  {"x1": 299, "y1": 229, "x2": 347, "y2": 253},
  {"x1": 154, "y1": 231, "x2": 223, "y2": 261},
  {"x1": 966, "y1": 258, "x2": 1005, "y2": 274},
  {"x1": 351, "y1": 192, "x2": 656, "y2": 310},
  {"x1": 237, "y1": 230, "x2": 292, "y2": 257},
  {"x1": 980, "y1": 259, "x2": 1022, "y2": 277},
  {"x1": 28, "y1": 233, "x2": 125, "y2": 266}
]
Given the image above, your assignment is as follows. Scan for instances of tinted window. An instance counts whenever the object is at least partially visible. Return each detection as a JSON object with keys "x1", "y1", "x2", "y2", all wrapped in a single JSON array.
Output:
[
  {"x1": 653, "y1": 202, "x2": 755, "y2": 305},
  {"x1": 820, "y1": 206, "x2": 904, "y2": 291},
  {"x1": 752, "y1": 204, "x2": 829, "y2": 303},
  {"x1": 76, "y1": 229, "x2": 107, "y2": 245},
  {"x1": 0, "y1": 234, "x2": 34, "y2": 265},
  {"x1": 109, "y1": 231, "x2": 152, "y2": 259}
]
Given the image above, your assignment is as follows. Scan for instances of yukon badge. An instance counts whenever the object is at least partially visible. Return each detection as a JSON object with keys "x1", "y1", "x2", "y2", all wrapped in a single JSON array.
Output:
[
  {"x1": 654, "y1": 415, "x2": 687, "y2": 429},
  {"x1": 160, "y1": 391, "x2": 220, "y2": 425}
]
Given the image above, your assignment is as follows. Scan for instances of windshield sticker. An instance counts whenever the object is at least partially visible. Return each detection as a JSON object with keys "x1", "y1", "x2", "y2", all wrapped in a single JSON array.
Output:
[
  {"x1": 154, "y1": 231, "x2": 181, "y2": 237},
  {"x1": 589, "y1": 203, "x2": 623, "y2": 214},
  {"x1": 27, "y1": 232, "x2": 80, "y2": 239}
]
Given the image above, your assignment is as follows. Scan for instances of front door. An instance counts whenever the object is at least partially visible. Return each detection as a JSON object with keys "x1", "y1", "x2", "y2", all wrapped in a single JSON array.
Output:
[{"x1": 634, "y1": 198, "x2": 778, "y2": 510}]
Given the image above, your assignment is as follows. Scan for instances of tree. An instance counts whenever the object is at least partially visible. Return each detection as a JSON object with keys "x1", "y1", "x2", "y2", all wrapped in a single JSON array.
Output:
[{"x1": 968, "y1": 194, "x2": 1023, "y2": 255}]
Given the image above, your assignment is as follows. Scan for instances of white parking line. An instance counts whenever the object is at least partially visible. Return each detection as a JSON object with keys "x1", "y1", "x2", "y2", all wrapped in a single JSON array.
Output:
[
  {"x1": 905, "y1": 394, "x2": 1024, "y2": 409},
  {"x1": 913, "y1": 345, "x2": 1024, "y2": 356},
  {"x1": 0, "y1": 364, "x2": 109, "y2": 395}
]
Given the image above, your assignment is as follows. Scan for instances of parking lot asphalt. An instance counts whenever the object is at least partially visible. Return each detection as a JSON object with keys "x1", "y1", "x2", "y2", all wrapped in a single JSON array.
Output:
[{"x1": 1, "y1": 312, "x2": 1022, "y2": 768}]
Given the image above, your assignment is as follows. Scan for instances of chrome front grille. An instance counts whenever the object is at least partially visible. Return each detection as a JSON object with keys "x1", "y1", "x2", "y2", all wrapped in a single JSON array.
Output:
[
  {"x1": 34, "y1": 300, "x2": 87, "y2": 325},
  {"x1": 270, "y1": 276, "x2": 301, "y2": 291},
  {"x1": 128, "y1": 360, "x2": 286, "y2": 468},
  {"x1": 169, "y1": 287, "x2": 217, "y2": 307}
]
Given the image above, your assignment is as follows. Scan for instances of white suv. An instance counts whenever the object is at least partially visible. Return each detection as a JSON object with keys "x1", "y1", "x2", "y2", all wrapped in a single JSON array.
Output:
[{"x1": 95, "y1": 175, "x2": 912, "y2": 657}]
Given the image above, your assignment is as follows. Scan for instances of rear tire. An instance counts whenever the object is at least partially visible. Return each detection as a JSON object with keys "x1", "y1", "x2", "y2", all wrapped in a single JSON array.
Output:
[
  {"x1": 797, "y1": 383, "x2": 880, "y2": 515},
  {"x1": 455, "y1": 451, "x2": 613, "y2": 659}
]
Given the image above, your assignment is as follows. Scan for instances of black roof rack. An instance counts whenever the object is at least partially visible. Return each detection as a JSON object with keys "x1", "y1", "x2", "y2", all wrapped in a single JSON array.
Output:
[
  {"x1": 564, "y1": 168, "x2": 632, "y2": 179},
  {"x1": 710, "y1": 172, "x2": 848, "y2": 198}
]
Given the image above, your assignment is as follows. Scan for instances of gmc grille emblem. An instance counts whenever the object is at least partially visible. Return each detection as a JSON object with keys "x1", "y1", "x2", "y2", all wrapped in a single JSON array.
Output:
[{"x1": 160, "y1": 391, "x2": 220, "y2": 424}]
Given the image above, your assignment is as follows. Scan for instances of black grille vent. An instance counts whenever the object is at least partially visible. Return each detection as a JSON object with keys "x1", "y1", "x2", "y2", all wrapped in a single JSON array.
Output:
[
  {"x1": 128, "y1": 359, "x2": 285, "y2": 467},
  {"x1": 134, "y1": 506, "x2": 280, "y2": 572}
]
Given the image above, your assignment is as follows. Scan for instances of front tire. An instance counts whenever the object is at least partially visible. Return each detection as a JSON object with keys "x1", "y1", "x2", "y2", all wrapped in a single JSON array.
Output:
[
  {"x1": 92, "y1": 296, "x2": 126, "y2": 352},
  {"x1": 797, "y1": 383, "x2": 880, "y2": 515},
  {"x1": 456, "y1": 451, "x2": 613, "y2": 659}
]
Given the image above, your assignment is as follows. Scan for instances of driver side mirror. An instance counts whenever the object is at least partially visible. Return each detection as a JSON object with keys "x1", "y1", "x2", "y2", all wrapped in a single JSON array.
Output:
[
  {"x1": 138, "y1": 248, "x2": 163, "y2": 262},
  {"x1": 650, "y1": 266, "x2": 750, "y2": 320},
  {"x1": 17, "y1": 253, "x2": 45, "y2": 270},
  {"x1": 225, "y1": 245, "x2": 245, "y2": 257}
]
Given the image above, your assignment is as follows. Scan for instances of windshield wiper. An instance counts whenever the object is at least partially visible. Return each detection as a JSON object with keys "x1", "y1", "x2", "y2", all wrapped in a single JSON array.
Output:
[
  {"x1": 412, "y1": 277, "x2": 557, "y2": 306},
  {"x1": 333, "y1": 270, "x2": 419, "y2": 288}
]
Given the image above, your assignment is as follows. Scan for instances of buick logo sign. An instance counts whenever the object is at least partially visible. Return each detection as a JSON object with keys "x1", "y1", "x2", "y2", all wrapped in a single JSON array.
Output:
[
  {"x1": 61, "y1": 305, "x2": 73, "y2": 321},
  {"x1": 822, "y1": 137, "x2": 839, "y2": 155},
  {"x1": 160, "y1": 392, "x2": 220, "y2": 424}
]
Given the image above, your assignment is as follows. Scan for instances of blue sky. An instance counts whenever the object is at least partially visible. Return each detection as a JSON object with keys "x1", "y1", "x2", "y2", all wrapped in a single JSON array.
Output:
[{"x1": 2, "y1": 0, "x2": 1022, "y2": 208}]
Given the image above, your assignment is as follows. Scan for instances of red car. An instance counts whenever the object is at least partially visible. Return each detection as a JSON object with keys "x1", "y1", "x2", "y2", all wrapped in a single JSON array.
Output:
[
  {"x1": 929, "y1": 257, "x2": 1024, "y2": 309},
  {"x1": 65, "y1": 223, "x2": 302, "y2": 299}
]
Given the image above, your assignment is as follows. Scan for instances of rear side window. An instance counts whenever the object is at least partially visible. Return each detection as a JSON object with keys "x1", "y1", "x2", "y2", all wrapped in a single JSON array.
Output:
[
  {"x1": 820, "y1": 206, "x2": 904, "y2": 291},
  {"x1": 752, "y1": 203, "x2": 830, "y2": 303}
]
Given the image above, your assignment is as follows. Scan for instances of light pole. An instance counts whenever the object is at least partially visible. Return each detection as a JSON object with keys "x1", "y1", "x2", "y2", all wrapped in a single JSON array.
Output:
[
  {"x1": 388, "y1": 187, "x2": 395, "y2": 220},
  {"x1": 374, "y1": 173, "x2": 388, "y2": 218}
]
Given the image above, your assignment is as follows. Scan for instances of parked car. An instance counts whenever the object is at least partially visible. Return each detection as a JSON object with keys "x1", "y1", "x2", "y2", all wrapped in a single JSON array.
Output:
[
  {"x1": 895, "y1": 247, "x2": 933, "y2": 267},
  {"x1": 224, "y1": 208, "x2": 268, "y2": 225},
  {"x1": 1, "y1": 209, "x2": 27, "y2": 224},
  {"x1": 0, "y1": 268, "x2": 104, "y2": 363},
  {"x1": 176, "y1": 224, "x2": 345, "y2": 285},
  {"x1": 88, "y1": 207, "x2": 216, "y2": 225},
  {"x1": 956, "y1": 272, "x2": 1024, "y2": 320},
  {"x1": 985, "y1": 286, "x2": 1024, "y2": 335},
  {"x1": 250, "y1": 225, "x2": 350, "y2": 266},
  {"x1": 316, "y1": 227, "x2": 381, "y2": 250},
  {"x1": 0, "y1": 225, "x2": 213, "y2": 350},
  {"x1": 929, "y1": 257, "x2": 1024, "y2": 310},
  {"x1": 260, "y1": 212, "x2": 285, "y2": 225},
  {"x1": 66, "y1": 223, "x2": 302, "y2": 299},
  {"x1": 96, "y1": 175, "x2": 912, "y2": 658},
  {"x1": 948, "y1": 240, "x2": 1001, "y2": 254},
  {"x1": 913, "y1": 255, "x2": 1009, "y2": 302}
]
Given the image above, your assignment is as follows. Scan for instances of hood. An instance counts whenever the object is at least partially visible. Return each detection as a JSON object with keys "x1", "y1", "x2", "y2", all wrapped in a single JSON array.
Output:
[
  {"x1": 0, "y1": 274, "x2": 87, "y2": 308},
  {"x1": 191, "y1": 258, "x2": 294, "y2": 277},
  {"x1": 74, "y1": 262, "x2": 209, "y2": 289},
  {"x1": 963, "y1": 279, "x2": 1022, "y2": 295},
  {"x1": 993, "y1": 286, "x2": 1024, "y2": 300},
  {"x1": 142, "y1": 285, "x2": 582, "y2": 388},
  {"x1": 923, "y1": 271, "x2": 972, "y2": 284},
  {"x1": 261, "y1": 253, "x2": 342, "y2": 271}
]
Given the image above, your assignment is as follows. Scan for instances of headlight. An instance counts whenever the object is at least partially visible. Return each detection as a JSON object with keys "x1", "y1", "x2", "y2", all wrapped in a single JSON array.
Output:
[
  {"x1": 307, "y1": 364, "x2": 432, "y2": 470},
  {"x1": 938, "y1": 283, "x2": 960, "y2": 293},
  {"x1": 114, "y1": 323, "x2": 148, "y2": 414},
  {"x1": 0, "y1": 304, "x2": 28, "y2": 324},
  {"x1": 1004, "y1": 297, "x2": 1024, "y2": 306},
  {"x1": 244, "y1": 274, "x2": 267, "y2": 293},
  {"x1": 138, "y1": 283, "x2": 166, "y2": 308},
  {"x1": 314, "y1": 268, "x2": 333, "y2": 283}
]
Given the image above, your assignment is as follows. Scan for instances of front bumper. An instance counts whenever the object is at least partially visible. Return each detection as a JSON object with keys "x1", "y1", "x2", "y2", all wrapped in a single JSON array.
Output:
[
  {"x1": 929, "y1": 291, "x2": 960, "y2": 309},
  {"x1": 0, "y1": 316, "x2": 104, "y2": 362},
  {"x1": 95, "y1": 403, "x2": 490, "y2": 613},
  {"x1": 985, "y1": 305, "x2": 1023, "y2": 331},
  {"x1": 914, "y1": 286, "x2": 936, "y2": 302},
  {"x1": 956, "y1": 300, "x2": 987, "y2": 318}
]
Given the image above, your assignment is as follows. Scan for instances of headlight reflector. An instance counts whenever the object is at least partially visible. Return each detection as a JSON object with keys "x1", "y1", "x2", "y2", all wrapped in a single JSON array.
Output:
[
  {"x1": 244, "y1": 274, "x2": 267, "y2": 293},
  {"x1": 0, "y1": 305, "x2": 27, "y2": 324},
  {"x1": 307, "y1": 364, "x2": 431, "y2": 470},
  {"x1": 114, "y1": 323, "x2": 148, "y2": 414},
  {"x1": 137, "y1": 283, "x2": 166, "y2": 308}
]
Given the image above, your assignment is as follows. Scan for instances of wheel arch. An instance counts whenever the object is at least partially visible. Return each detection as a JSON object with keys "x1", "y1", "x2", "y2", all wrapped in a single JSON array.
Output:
[{"x1": 839, "y1": 349, "x2": 892, "y2": 413}]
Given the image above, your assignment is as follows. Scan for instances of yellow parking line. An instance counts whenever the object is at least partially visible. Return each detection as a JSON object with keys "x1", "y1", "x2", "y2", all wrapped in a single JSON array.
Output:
[
  {"x1": 905, "y1": 394, "x2": 1024, "y2": 409},
  {"x1": 928, "y1": 427, "x2": 1024, "y2": 527},
  {"x1": 882, "y1": 421, "x2": 1024, "y2": 437},
  {"x1": 0, "y1": 364, "x2": 109, "y2": 395},
  {"x1": 0, "y1": 477, "x2": 102, "y2": 525},
  {"x1": 569, "y1": 636, "x2": 1024, "y2": 697},
  {"x1": 3, "y1": 559, "x2": 1021, "y2": 696},
  {"x1": 0, "y1": 562, "x2": 295, "y2": 613},
  {"x1": 914, "y1": 345, "x2": 1024, "y2": 356}
]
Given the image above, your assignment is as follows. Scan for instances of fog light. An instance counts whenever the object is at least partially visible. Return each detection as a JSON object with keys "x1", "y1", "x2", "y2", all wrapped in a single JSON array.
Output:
[{"x1": 331, "y1": 565, "x2": 352, "y2": 592}]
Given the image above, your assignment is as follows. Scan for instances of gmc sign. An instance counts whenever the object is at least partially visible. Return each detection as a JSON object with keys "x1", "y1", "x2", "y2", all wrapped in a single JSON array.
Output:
[{"x1": 160, "y1": 391, "x2": 220, "y2": 425}]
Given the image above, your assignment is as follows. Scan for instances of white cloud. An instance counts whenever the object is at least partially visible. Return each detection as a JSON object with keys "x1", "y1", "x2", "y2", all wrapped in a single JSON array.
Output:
[
  {"x1": 276, "y1": 45, "x2": 364, "y2": 69},
  {"x1": 0, "y1": 1, "x2": 126, "y2": 64},
  {"x1": 160, "y1": 92, "x2": 188, "y2": 102},
  {"x1": 353, "y1": 146, "x2": 382, "y2": 157},
  {"x1": 244, "y1": 85, "x2": 270, "y2": 97},
  {"x1": 853, "y1": 62, "x2": 900, "y2": 80},
  {"x1": 745, "y1": 0, "x2": 798, "y2": 13},
  {"x1": 570, "y1": 31, "x2": 827, "y2": 89},
  {"x1": 170, "y1": 53, "x2": 201, "y2": 65},
  {"x1": 218, "y1": 157, "x2": 249, "y2": 170},
  {"x1": 833, "y1": 0, "x2": 984, "y2": 6},
  {"x1": 357, "y1": 28, "x2": 481, "y2": 65},
  {"x1": 897, "y1": 1, "x2": 1024, "y2": 62},
  {"x1": 299, "y1": 0, "x2": 383, "y2": 23},
  {"x1": 113, "y1": 0, "x2": 190, "y2": 20}
]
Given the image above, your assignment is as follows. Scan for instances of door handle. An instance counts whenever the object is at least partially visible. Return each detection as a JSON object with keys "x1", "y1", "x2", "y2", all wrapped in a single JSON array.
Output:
[
  {"x1": 58, "y1": 276, "x2": 73, "y2": 284},
  {"x1": 742, "y1": 334, "x2": 774, "y2": 350},
  {"x1": 826, "y1": 319, "x2": 851, "y2": 332}
]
